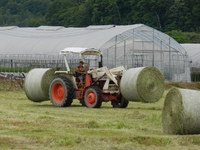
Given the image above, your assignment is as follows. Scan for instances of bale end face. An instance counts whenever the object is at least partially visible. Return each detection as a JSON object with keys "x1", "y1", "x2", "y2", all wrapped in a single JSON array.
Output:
[
  {"x1": 162, "y1": 88, "x2": 184, "y2": 134},
  {"x1": 137, "y1": 66, "x2": 165, "y2": 103},
  {"x1": 120, "y1": 66, "x2": 164, "y2": 103}
]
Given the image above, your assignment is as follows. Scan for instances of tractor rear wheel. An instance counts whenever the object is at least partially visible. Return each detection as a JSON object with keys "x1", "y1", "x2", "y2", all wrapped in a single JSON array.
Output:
[
  {"x1": 49, "y1": 76, "x2": 74, "y2": 107},
  {"x1": 111, "y1": 97, "x2": 129, "y2": 108},
  {"x1": 84, "y1": 86, "x2": 102, "y2": 108}
]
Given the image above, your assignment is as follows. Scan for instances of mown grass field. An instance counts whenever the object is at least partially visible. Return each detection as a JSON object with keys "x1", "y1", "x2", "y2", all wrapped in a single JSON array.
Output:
[{"x1": 1, "y1": 90, "x2": 200, "y2": 150}]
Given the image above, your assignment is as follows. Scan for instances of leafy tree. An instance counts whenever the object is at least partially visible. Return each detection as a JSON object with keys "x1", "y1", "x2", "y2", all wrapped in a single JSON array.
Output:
[
  {"x1": 46, "y1": 0, "x2": 78, "y2": 26},
  {"x1": 166, "y1": 30, "x2": 200, "y2": 43},
  {"x1": 0, "y1": 0, "x2": 199, "y2": 42}
]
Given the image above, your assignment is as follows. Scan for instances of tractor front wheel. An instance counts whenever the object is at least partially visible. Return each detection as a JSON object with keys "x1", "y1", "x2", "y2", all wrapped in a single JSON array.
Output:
[
  {"x1": 111, "y1": 97, "x2": 129, "y2": 108},
  {"x1": 49, "y1": 76, "x2": 74, "y2": 107},
  {"x1": 84, "y1": 86, "x2": 102, "y2": 108}
]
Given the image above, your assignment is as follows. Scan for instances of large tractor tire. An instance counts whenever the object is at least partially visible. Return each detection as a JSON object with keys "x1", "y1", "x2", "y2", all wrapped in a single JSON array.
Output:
[
  {"x1": 49, "y1": 76, "x2": 74, "y2": 107},
  {"x1": 84, "y1": 86, "x2": 102, "y2": 108},
  {"x1": 111, "y1": 97, "x2": 129, "y2": 108}
]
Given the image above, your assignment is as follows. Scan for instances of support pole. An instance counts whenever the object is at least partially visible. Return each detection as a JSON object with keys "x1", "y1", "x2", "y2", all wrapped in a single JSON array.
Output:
[
  {"x1": 115, "y1": 36, "x2": 117, "y2": 67},
  {"x1": 169, "y1": 37, "x2": 171, "y2": 80},
  {"x1": 152, "y1": 29, "x2": 155, "y2": 66},
  {"x1": 132, "y1": 29, "x2": 135, "y2": 67},
  {"x1": 124, "y1": 40, "x2": 126, "y2": 67}
]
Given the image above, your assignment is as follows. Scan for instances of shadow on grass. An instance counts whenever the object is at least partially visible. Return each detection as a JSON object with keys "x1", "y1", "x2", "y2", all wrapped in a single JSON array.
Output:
[
  {"x1": 29, "y1": 104, "x2": 160, "y2": 110},
  {"x1": 30, "y1": 104, "x2": 84, "y2": 108},
  {"x1": 28, "y1": 102, "x2": 161, "y2": 110},
  {"x1": 132, "y1": 106, "x2": 162, "y2": 111}
]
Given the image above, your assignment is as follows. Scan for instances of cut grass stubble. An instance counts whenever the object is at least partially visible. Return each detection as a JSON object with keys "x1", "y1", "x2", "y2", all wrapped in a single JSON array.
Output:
[{"x1": 1, "y1": 91, "x2": 200, "y2": 150}]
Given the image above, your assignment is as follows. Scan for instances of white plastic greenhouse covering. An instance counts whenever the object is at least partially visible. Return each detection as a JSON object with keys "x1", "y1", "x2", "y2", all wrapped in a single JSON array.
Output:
[{"x1": 0, "y1": 24, "x2": 191, "y2": 82}]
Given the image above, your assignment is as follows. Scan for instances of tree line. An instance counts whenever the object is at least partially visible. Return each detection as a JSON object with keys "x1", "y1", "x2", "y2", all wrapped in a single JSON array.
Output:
[{"x1": 0, "y1": 0, "x2": 199, "y2": 42}]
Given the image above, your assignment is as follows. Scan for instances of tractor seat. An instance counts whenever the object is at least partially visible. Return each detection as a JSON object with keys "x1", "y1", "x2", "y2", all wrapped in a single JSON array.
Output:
[{"x1": 75, "y1": 72, "x2": 85, "y2": 82}]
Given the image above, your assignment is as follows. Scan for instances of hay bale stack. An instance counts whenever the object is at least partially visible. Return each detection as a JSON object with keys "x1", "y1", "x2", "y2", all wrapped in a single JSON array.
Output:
[
  {"x1": 24, "y1": 68, "x2": 57, "y2": 102},
  {"x1": 162, "y1": 88, "x2": 200, "y2": 134},
  {"x1": 120, "y1": 66, "x2": 164, "y2": 103}
]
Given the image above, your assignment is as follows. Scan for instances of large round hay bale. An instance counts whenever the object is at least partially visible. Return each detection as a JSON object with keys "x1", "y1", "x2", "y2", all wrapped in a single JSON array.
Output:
[
  {"x1": 24, "y1": 68, "x2": 57, "y2": 102},
  {"x1": 162, "y1": 88, "x2": 200, "y2": 134},
  {"x1": 120, "y1": 66, "x2": 164, "y2": 103}
]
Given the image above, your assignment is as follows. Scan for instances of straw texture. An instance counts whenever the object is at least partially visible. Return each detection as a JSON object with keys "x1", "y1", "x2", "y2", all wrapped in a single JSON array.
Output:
[
  {"x1": 120, "y1": 67, "x2": 164, "y2": 103},
  {"x1": 162, "y1": 88, "x2": 200, "y2": 134},
  {"x1": 24, "y1": 68, "x2": 57, "y2": 102}
]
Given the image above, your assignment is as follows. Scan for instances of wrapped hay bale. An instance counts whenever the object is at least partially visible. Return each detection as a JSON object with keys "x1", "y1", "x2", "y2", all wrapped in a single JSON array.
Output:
[
  {"x1": 120, "y1": 66, "x2": 164, "y2": 103},
  {"x1": 162, "y1": 88, "x2": 200, "y2": 134},
  {"x1": 24, "y1": 68, "x2": 57, "y2": 102}
]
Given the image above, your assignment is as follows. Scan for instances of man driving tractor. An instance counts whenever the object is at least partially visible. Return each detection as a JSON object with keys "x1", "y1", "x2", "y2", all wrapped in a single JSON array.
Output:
[{"x1": 76, "y1": 60, "x2": 86, "y2": 86}]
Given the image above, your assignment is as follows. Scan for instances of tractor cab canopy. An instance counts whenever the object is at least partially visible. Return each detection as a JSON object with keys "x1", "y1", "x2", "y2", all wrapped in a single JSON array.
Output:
[
  {"x1": 60, "y1": 47, "x2": 102, "y2": 71},
  {"x1": 60, "y1": 47, "x2": 102, "y2": 56}
]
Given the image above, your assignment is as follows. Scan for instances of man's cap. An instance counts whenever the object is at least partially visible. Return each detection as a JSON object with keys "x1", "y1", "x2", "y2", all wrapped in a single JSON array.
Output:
[{"x1": 79, "y1": 61, "x2": 84, "y2": 64}]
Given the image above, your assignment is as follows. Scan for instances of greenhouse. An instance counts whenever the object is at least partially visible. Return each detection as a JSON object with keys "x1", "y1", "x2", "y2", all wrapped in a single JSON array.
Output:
[
  {"x1": 181, "y1": 44, "x2": 200, "y2": 68},
  {"x1": 181, "y1": 44, "x2": 200, "y2": 81},
  {"x1": 0, "y1": 24, "x2": 190, "y2": 82}
]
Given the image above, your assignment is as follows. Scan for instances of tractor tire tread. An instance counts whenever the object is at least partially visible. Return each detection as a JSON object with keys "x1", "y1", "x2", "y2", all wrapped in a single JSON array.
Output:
[
  {"x1": 111, "y1": 97, "x2": 129, "y2": 108},
  {"x1": 49, "y1": 76, "x2": 75, "y2": 107},
  {"x1": 84, "y1": 86, "x2": 102, "y2": 108}
]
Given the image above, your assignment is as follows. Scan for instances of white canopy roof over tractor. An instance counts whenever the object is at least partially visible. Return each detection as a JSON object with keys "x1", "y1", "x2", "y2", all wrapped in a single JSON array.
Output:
[{"x1": 60, "y1": 47, "x2": 101, "y2": 56}]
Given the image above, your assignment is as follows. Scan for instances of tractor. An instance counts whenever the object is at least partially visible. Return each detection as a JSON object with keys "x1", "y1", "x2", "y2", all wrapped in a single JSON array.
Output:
[{"x1": 49, "y1": 47, "x2": 129, "y2": 108}]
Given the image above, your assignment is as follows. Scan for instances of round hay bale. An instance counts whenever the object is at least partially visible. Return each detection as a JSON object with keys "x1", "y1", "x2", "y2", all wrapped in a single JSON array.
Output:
[
  {"x1": 120, "y1": 66, "x2": 164, "y2": 103},
  {"x1": 24, "y1": 68, "x2": 57, "y2": 102},
  {"x1": 162, "y1": 88, "x2": 200, "y2": 134}
]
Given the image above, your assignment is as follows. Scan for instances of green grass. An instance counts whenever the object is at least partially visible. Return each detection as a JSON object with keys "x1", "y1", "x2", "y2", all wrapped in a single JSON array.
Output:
[{"x1": 1, "y1": 91, "x2": 200, "y2": 150}]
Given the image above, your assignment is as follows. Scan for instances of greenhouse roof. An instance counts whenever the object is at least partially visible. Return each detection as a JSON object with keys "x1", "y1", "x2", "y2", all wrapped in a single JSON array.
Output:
[{"x1": 0, "y1": 24, "x2": 186, "y2": 55}]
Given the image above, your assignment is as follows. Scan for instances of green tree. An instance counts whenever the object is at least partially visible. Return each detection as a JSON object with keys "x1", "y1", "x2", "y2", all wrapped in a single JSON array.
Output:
[
  {"x1": 0, "y1": 0, "x2": 199, "y2": 35},
  {"x1": 90, "y1": 0, "x2": 121, "y2": 25},
  {"x1": 46, "y1": 0, "x2": 78, "y2": 26}
]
